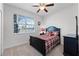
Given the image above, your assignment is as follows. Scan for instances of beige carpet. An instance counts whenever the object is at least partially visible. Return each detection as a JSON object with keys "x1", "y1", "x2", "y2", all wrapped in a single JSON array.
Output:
[{"x1": 3, "y1": 43, "x2": 63, "y2": 56}]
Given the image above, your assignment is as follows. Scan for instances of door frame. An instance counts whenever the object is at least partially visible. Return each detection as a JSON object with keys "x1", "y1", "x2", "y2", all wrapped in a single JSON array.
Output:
[{"x1": 0, "y1": 10, "x2": 2, "y2": 56}]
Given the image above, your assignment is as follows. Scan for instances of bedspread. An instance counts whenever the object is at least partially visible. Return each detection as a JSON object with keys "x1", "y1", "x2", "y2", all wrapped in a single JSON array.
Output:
[
  {"x1": 45, "y1": 36, "x2": 59, "y2": 53},
  {"x1": 38, "y1": 35, "x2": 59, "y2": 53}
]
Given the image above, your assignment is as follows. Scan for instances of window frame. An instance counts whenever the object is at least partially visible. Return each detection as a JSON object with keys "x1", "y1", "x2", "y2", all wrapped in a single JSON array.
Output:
[{"x1": 14, "y1": 15, "x2": 35, "y2": 33}]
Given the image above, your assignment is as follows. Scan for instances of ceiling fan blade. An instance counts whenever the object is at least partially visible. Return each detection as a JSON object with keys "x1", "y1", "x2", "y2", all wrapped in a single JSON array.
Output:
[
  {"x1": 44, "y1": 8, "x2": 48, "y2": 12},
  {"x1": 37, "y1": 9, "x2": 40, "y2": 13},
  {"x1": 33, "y1": 5, "x2": 39, "y2": 7},
  {"x1": 46, "y1": 3, "x2": 54, "y2": 7}
]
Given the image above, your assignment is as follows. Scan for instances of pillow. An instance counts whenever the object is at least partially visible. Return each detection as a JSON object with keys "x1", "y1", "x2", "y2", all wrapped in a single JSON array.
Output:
[
  {"x1": 46, "y1": 32, "x2": 54, "y2": 36},
  {"x1": 53, "y1": 32, "x2": 59, "y2": 36},
  {"x1": 45, "y1": 32, "x2": 50, "y2": 36},
  {"x1": 49, "y1": 32, "x2": 54, "y2": 36},
  {"x1": 46, "y1": 31, "x2": 59, "y2": 36}
]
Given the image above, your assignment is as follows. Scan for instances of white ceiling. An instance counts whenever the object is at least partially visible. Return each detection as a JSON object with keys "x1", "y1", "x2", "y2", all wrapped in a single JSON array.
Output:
[{"x1": 7, "y1": 3, "x2": 74, "y2": 16}]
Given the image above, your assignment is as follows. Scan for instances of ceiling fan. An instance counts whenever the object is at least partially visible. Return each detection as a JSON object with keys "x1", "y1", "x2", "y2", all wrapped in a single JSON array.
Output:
[{"x1": 32, "y1": 3, "x2": 54, "y2": 13}]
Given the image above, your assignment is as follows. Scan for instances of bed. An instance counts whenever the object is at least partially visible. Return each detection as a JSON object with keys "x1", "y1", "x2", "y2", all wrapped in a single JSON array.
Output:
[{"x1": 29, "y1": 26, "x2": 61, "y2": 56}]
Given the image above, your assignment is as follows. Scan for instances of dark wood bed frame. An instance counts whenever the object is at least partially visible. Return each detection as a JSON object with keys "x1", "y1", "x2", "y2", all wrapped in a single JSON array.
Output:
[{"x1": 29, "y1": 29, "x2": 61, "y2": 56}]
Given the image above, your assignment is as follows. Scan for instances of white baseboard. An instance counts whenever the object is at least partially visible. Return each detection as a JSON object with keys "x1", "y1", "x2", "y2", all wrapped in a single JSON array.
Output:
[{"x1": 4, "y1": 40, "x2": 28, "y2": 49}]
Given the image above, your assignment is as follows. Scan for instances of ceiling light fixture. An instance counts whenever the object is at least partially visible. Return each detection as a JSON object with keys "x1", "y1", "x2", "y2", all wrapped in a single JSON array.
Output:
[
  {"x1": 39, "y1": 6, "x2": 46, "y2": 10},
  {"x1": 33, "y1": 3, "x2": 54, "y2": 13}
]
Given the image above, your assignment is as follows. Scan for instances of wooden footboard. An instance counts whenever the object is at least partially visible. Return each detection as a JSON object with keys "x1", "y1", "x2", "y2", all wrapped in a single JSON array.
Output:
[{"x1": 30, "y1": 36, "x2": 46, "y2": 56}]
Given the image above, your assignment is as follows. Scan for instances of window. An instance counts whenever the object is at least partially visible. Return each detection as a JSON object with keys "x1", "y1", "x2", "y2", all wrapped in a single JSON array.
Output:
[{"x1": 14, "y1": 14, "x2": 35, "y2": 33}]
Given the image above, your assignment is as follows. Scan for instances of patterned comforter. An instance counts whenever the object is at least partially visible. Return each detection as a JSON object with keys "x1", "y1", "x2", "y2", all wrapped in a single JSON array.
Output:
[{"x1": 38, "y1": 34, "x2": 59, "y2": 53}]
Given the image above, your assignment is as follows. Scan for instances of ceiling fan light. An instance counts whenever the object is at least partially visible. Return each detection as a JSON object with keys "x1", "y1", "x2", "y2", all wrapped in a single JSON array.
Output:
[{"x1": 40, "y1": 6, "x2": 45, "y2": 10}]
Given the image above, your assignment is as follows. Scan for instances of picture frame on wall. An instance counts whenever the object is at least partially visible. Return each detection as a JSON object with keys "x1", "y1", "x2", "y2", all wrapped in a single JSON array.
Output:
[{"x1": 38, "y1": 21, "x2": 41, "y2": 26}]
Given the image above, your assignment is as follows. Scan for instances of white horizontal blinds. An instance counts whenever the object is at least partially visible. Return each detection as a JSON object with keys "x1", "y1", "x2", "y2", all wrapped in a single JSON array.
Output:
[
  {"x1": 18, "y1": 15, "x2": 26, "y2": 33},
  {"x1": 25, "y1": 17, "x2": 35, "y2": 33}
]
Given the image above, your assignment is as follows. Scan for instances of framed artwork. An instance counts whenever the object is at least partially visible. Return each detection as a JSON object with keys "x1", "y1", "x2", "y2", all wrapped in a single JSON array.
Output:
[{"x1": 38, "y1": 21, "x2": 41, "y2": 26}]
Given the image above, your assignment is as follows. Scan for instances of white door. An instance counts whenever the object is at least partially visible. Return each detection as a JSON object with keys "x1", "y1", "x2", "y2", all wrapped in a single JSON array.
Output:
[{"x1": 0, "y1": 10, "x2": 2, "y2": 55}]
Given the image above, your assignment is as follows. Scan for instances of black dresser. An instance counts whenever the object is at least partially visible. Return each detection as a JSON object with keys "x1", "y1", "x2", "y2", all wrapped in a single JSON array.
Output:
[{"x1": 63, "y1": 34, "x2": 78, "y2": 56}]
